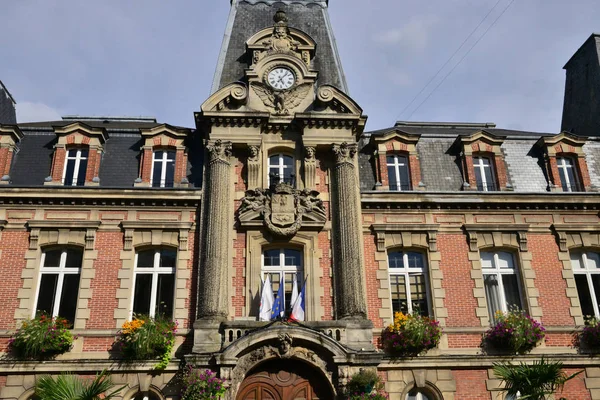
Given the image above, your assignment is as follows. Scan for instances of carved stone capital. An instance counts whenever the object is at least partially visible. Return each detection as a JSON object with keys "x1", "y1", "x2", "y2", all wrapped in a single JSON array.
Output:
[
  {"x1": 248, "y1": 145, "x2": 260, "y2": 162},
  {"x1": 207, "y1": 140, "x2": 232, "y2": 164},
  {"x1": 304, "y1": 146, "x2": 316, "y2": 162},
  {"x1": 332, "y1": 142, "x2": 357, "y2": 165}
]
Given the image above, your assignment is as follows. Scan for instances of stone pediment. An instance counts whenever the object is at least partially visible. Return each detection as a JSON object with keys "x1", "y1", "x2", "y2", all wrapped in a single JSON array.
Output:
[
  {"x1": 238, "y1": 182, "x2": 327, "y2": 236},
  {"x1": 201, "y1": 82, "x2": 250, "y2": 113}
]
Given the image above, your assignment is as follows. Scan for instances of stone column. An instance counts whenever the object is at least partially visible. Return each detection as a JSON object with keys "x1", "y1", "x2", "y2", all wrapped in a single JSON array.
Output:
[
  {"x1": 198, "y1": 139, "x2": 232, "y2": 320},
  {"x1": 247, "y1": 145, "x2": 260, "y2": 189},
  {"x1": 331, "y1": 142, "x2": 367, "y2": 319}
]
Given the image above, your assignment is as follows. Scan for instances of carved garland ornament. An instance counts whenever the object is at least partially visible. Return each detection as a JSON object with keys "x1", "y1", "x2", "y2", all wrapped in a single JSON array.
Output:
[{"x1": 240, "y1": 182, "x2": 326, "y2": 237}]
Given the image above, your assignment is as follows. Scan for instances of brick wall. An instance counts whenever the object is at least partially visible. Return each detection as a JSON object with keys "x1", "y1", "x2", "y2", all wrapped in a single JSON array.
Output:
[
  {"x1": 319, "y1": 231, "x2": 333, "y2": 320},
  {"x1": 0, "y1": 231, "x2": 29, "y2": 329},
  {"x1": 232, "y1": 231, "x2": 246, "y2": 318},
  {"x1": 529, "y1": 234, "x2": 574, "y2": 326},
  {"x1": 438, "y1": 234, "x2": 480, "y2": 328},
  {"x1": 364, "y1": 232, "x2": 384, "y2": 328},
  {"x1": 453, "y1": 370, "x2": 491, "y2": 400}
]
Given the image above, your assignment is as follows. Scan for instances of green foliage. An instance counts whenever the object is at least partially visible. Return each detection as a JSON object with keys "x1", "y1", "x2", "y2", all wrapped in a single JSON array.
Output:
[
  {"x1": 35, "y1": 369, "x2": 125, "y2": 400},
  {"x1": 180, "y1": 365, "x2": 228, "y2": 400},
  {"x1": 113, "y1": 315, "x2": 177, "y2": 370},
  {"x1": 493, "y1": 358, "x2": 582, "y2": 400},
  {"x1": 483, "y1": 310, "x2": 545, "y2": 354},
  {"x1": 345, "y1": 369, "x2": 387, "y2": 399},
  {"x1": 578, "y1": 317, "x2": 600, "y2": 351},
  {"x1": 8, "y1": 314, "x2": 74, "y2": 359}
]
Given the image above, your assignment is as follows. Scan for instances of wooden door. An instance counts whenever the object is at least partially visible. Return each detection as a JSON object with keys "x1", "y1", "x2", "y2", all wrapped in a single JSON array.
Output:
[{"x1": 237, "y1": 361, "x2": 331, "y2": 400}]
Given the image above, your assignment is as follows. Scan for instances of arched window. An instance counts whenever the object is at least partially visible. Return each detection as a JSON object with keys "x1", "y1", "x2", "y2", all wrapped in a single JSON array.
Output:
[
  {"x1": 151, "y1": 150, "x2": 176, "y2": 188},
  {"x1": 557, "y1": 156, "x2": 581, "y2": 192},
  {"x1": 387, "y1": 154, "x2": 411, "y2": 191},
  {"x1": 131, "y1": 248, "x2": 177, "y2": 318},
  {"x1": 262, "y1": 248, "x2": 303, "y2": 317},
  {"x1": 406, "y1": 389, "x2": 432, "y2": 400},
  {"x1": 33, "y1": 248, "x2": 83, "y2": 325},
  {"x1": 570, "y1": 251, "x2": 600, "y2": 319},
  {"x1": 473, "y1": 155, "x2": 496, "y2": 191},
  {"x1": 63, "y1": 148, "x2": 88, "y2": 186},
  {"x1": 268, "y1": 154, "x2": 294, "y2": 186},
  {"x1": 388, "y1": 251, "x2": 430, "y2": 316},
  {"x1": 481, "y1": 251, "x2": 522, "y2": 322}
]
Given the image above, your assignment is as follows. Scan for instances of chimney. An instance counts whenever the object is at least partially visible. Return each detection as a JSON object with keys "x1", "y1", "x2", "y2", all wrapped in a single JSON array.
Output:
[
  {"x1": 0, "y1": 80, "x2": 17, "y2": 125},
  {"x1": 561, "y1": 34, "x2": 600, "y2": 136}
]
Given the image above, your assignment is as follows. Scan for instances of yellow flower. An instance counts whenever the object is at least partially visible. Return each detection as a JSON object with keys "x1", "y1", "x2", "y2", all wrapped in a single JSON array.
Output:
[{"x1": 121, "y1": 319, "x2": 145, "y2": 334}]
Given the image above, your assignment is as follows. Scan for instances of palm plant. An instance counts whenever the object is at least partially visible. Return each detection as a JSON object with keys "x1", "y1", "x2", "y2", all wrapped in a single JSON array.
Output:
[
  {"x1": 35, "y1": 369, "x2": 125, "y2": 400},
  {"x1": 493, "y1": 358, "x2": 582, "y2": 400}
]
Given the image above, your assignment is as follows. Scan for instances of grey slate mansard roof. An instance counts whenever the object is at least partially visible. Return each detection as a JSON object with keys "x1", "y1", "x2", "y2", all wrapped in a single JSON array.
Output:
[
  {"x1": 212, "y1": 0, "x2": 348, "y2": 93},
  {"x1": 9, "y1": 118, "x2": 203, "y2": 188},
  {"x1": 359, "y1": 122, "x2": 600, "y2": 193}
]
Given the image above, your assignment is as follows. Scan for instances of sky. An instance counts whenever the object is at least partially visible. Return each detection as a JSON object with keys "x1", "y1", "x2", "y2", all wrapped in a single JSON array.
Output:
[{"x1": 1, "y1": 0, "x2": 600, "y2": 133}]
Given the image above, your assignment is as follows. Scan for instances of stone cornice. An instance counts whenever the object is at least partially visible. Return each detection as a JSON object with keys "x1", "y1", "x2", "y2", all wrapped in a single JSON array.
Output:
[
  {"x1": 27, "y1": 220, "x2": 101, "y2": 230},
  {"x1": 121, "y1": 221, "x2": 193, "y2": 230}
]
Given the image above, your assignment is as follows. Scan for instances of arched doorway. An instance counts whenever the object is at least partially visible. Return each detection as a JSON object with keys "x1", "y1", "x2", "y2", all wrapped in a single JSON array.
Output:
[{"x1": 236, "y1": 359, "x2": 334, "y2": 400}]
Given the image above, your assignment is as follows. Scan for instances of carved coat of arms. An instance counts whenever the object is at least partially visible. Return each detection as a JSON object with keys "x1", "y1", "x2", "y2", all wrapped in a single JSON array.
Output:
[{"x1": 239, "y1": 182, "x2": 326, "y2": 237}]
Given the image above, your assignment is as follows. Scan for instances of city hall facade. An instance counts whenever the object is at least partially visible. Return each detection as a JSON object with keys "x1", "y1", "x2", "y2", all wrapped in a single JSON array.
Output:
[{"x1": 2, "y1": 1, "x2": 600, "y2": 399}]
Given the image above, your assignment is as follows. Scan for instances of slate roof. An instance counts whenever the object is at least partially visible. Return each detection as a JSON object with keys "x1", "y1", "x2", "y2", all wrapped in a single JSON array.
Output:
[
  {"x1": 9, "y1": 118, "x2": 202, "y2": 188},
  {"x1": 212, "y1": 0, "x2": 348, "y2": 93},
  {"x1": 0, "y1": 80, "x2": 17, "y2": 125},
  {"x1": 361, "y1": 123, "x2": 600, "y2": 193}
]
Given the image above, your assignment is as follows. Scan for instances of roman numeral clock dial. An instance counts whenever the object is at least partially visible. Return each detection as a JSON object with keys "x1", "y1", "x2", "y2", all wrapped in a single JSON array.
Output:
[{"x1": 267, "y1": 67, "x2": 296, "y2": 90}]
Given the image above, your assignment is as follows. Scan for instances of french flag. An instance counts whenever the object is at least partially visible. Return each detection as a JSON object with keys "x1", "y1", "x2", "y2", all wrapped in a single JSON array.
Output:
[{"x1": 290, "y1": 276, "x2": 306, "y2": 322}]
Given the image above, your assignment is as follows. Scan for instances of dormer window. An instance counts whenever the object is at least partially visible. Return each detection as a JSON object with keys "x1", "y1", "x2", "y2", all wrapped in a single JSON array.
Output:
[
  {"x1": 557, "y1": 156, "x2": 581, "y2": 192},
  {"x1": 152, "y1": 150, "x2": 176, "y2": 188},
  {"x1": 473, "y1": 155, "x2": 496, "y2": 192},
  {"x1": 386, "y1": 154, "x2": 411, "y2": 191},
  {"x1": 268, "y1": 153, "x2": 294, "y2": 186},
  {"x1": 63, "y1": 148, "x2": 89, "y2": 186}
]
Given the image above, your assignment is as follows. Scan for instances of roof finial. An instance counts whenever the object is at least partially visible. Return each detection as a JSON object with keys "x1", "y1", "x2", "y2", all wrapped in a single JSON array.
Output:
[{"x1": 273, "y1": 9, "x2": 288, "y2": 26}]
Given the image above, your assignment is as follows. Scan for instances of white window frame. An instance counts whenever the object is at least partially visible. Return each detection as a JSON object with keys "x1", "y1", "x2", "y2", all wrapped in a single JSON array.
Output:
[
  {"x1": 406, "y1": 390, "x2": 431, "y2": 400},
  {"x1": 62, "y1": 148, "x2": 88, "y2": 186},
  {"x1": 557, "y1": 156, "x2": 579, "y2": 192},
  {"x1": 571, "y1": 251, "x2": 600, "y2": 318},
  {"x1": 386, "y1": 154, "x2": 410, "y2": 191},
  {"x1": 473, "y1": 156, "x2": 495, "y2": 192},
  {"x1": 267, "y1": 153, "x2": 294, "y2": 186},
  {"x1": 481, "y1": 251, "x2": 523, "y2": 314},
  {"x1": 130, "y1": 249, "x2": 176, "y2": 319},
  {"x1": 32, "y1": 249, "x2": 81, "y2": 319},
  {"x1": 388, "y1": 251, "x2": 432, "y2": 315},
  {"x1": 261, "y1": 248, "x2": 303, "y2": 314},
  {"x1": 150, "y1": 150, "x2": 176, "y2": 188}
]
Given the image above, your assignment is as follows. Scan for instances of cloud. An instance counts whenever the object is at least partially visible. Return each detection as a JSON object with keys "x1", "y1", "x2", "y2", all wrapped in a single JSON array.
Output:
[
  {"x1": 17, "y1": 102, "x2": 62, "y2": 123},
  {"x1": 373, "y1": 15, "x2": 439, "y2": 52}
]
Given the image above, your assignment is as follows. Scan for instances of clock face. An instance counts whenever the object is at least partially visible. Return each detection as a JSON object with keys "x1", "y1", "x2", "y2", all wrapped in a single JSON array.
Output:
[{"x1": 267, "y1": 67, "x2": 296, "y2": 90}]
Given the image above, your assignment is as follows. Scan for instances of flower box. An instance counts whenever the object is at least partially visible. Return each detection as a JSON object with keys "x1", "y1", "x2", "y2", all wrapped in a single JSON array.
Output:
[
  {"x1": 8, "y1": 314, "x2": 74, "y2": 359},
  {"x1": 483, "y1": 310, "x2": 545, "y2": 355},
  {"x1": 381, "y1": 312, "x2": 442, "y2": 357}
]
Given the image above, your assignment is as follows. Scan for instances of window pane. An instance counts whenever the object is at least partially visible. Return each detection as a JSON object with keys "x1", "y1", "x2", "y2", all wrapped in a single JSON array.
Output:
[
  {"x1": 484, "y1": 274, "x2": 502, "y2": 321},
  {"x1": 67, "y1": 149, "x2": 79, "y2": 157},
  {"x1": 263, "y1": 249, "x2": 281, "y2": 266},
  {"x1": 398, "y1": 156, "x2": 410, "y2": 191},
  {"x1": 558, "y1": 165, "x2": 570, "y2": 191},
  {"x1": 64, "y1": 159, "x2": 76, "y2": 185},
  {"x1": 386, "y1": 156, "x2": 395, "y2": 164},
  {"x1": 165, "y1": 158, "x2": 175, "y2": 188},
  {"x1": 566, "y1": 166, "x2": 578, "y2": 191},
  {"x1": 388, "y1": 252, "x2": 404, "y2": 269},
  {"x1": 284, "y1": 249, "x2": 302, "y2": 266},
  {"x1": 160, "y1": 249, "x2": 177, "y2": 269},
  {"x1": 36, "y1": 274, "x2": 58, "y2": 316},
  {"x1": 409, "y1": 274, "x2": 428, "y2": 316},
  {"x1": 75, "y1": 157, "x2": 87, "y2": 186},
  {"x1": 571, "y1": 254, "x2": 583, "y2": 270},
  {"x1": 166, "y1": 151, "x2": 176, "y2": 161},
  {"x1": 575, "y1": 274, "x2": 595, "y2": 318},
  {"x1": 406, "y1": 252, "x2": 424, "y2": 269},
  {"x1": 502, "y1": 274, "x2": 522, "y2": 310},
  {"x1": 65, "y1": 249, "x2": 82, "y2": 268},
  {"x1": 283, "y1": 155, "x2": 293, "y2": 168},
  {"x1": 133, "y1": 274, "x2": 152, "y2": 316},
  {"x1": 496, "y1": 252, "x2": 515, "y2": 269},
  {"x1": 156, "y1": 273, "x2": 175, "y2": 318},
  {"x1": 587, "y1": 253, "x2": 600, "y2": 269},
  {"x1": 43, "y1": 250, "x2": 62, "y2": 268},
  {"x1": 390, "y1": 274, "x2": 408, "y2": 314},
  {"x1": 58, "y1": 273, "x2": 80, "y2": 324},
  {"x1": 152, "y1": 160, "x2": 162, "y2": 187},
  {"x1": 387, "y1": 166, "x2": 398, "y2": 190},
  {"x1": 137, "y1": 251, "x2": 155, "y2": 268},
  {"x1": 592, "y1": 275, "x2": 600, "y2": 317},
  {"x1": 480, "y1": 252, "x2": 494, "y2": 269},
  {"x1": 474, "y1": 162, "x2": 484, "y2": 190}
]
